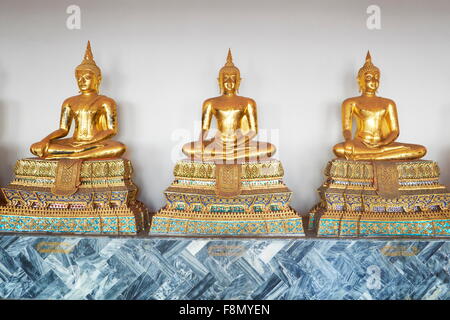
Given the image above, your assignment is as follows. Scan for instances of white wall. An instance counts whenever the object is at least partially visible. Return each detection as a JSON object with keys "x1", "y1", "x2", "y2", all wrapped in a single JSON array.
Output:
[{"x1": 0, "y1": 0, "x2": 448, "y2": 214}]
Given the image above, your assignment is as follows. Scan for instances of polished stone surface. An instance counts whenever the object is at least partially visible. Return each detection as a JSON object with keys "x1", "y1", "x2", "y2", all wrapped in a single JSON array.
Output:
[{"x1": 0, "y1": 234, "x2": 448, "y2": 300}]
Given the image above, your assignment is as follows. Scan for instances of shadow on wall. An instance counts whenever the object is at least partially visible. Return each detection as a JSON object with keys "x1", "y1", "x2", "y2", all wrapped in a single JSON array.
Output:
[
  {"x1": 437, "y1": 102, "x2": 450, "y2": 188},
  {"x1": 116, "y1": 99, "x2": 138, "y2": 146},
  {"x1": 0, "y1": 101, "x2": 20, "y2": 187},
  {"x1": 0, "y1": 65, "x2": 18, "y2": 186},
  {"x1": 315, "y1": 100, "x2": 339, "y2": 165},
  {"x1": 102, "y1": 55, "x2": 126, "y2": 99},
  {"x1": 441, "y1": 147, "x2": 450, "y2": 187},
  {"x1": 302, "y1": 100, "x2": 339, "y2": 213},
  {"x1": 298, "y1": 68, "x2": 356, "y2": 213},
  {"x1": 123, "y1": 143, "x2": 171, "y2": 213},
  {"x1": 318, "y1": 67, "x2": 357, "y2": 163}
]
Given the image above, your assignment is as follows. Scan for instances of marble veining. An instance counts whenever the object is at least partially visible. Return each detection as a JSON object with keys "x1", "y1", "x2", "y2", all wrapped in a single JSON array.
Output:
[{"x1": 0, "y1": 234, "x2": 448, "y2": 300}]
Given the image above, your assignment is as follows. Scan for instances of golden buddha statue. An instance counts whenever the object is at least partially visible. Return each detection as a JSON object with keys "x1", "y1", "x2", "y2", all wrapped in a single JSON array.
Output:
[
  {"x1": 151, "y1": 49, "x2": 304, "y2": 237},
  {"x1": 0, "y1": 41, "x2": 148, "y2": 235},
  {"x1": 30, "y1": 41, "x2": 126, "y2": 159},
  {"x1": 309, "y1": 51, "x2": 449, "y2": 238},
  {"x1": 182, "y1": 49, "x2": 275, "y2": 163},
  {"x1": 333, "y1": 51, "x2": 426, "y2": 160}
]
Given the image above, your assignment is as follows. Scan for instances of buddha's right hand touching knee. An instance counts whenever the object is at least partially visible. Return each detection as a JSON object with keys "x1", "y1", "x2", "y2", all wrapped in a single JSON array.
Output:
[
  {"x1": 343, "y1": 141, "x2": 354, "y2": 160},
  {"x1": 30, "y1": 140, "x2": 49, "y2": 158}
]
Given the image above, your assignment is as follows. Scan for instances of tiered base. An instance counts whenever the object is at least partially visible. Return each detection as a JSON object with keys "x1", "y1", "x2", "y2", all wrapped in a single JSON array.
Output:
[
  {"x1": 310, "y1": 159, "x2": 450, "y2": 237},
  {"x1": 0, "y1": 158, "x2": 149, "y2": 235},
  {"x1": 151, "y1": 209, "x2": 304, "y2": 236},
  {"x1": 311, "y1": 208, "x2": 450, "y2": 237},
  {"x1": 150, "y1": 160, "x2": 304, "y2": 236}
]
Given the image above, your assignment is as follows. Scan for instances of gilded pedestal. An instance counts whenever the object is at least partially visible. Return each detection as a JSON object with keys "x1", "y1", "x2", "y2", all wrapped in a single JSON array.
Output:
[
  {"x1": 0, "y1": 158, "x2": 149, "y2": 235},
  {"x1": 150, "y1": 160, "x2": 304, "y2": 236},
  {"x1": 310, "y1": 159, "x2": 450, "y2": 237}
]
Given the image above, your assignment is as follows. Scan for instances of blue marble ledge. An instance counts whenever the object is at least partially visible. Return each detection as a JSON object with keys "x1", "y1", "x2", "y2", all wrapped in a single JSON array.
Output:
[{"x1": 0, "y1": 234, "x2": 448, "y2": 300}]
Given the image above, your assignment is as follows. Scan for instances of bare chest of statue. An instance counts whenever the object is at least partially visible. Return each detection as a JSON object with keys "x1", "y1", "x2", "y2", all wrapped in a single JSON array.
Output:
[
  {"x1": 212, "y1": 102, "x2": 246, "y2": 133},
  {"x1": 70, "y1": 98, "x2": 103, "y2": 141},
  {"x1": 354, "y1": 101, "x2": 387, "y2": 140}
]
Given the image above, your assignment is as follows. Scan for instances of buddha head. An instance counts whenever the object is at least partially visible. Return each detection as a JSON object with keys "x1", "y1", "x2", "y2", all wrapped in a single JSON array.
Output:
[
  {"x1": 75, "y1": 41, "x2": 102, "y2": 93},
  {"x1": 357, "y1": 51, "x2": 380, "y2": 94},
  {"x1": 218, "y1": 49, "x2": 241, "y2": 94}
]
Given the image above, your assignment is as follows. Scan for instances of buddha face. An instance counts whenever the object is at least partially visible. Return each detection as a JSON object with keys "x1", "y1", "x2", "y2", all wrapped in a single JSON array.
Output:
[
  {"x1": 219, "y1": 68, "x2": 241, "y2": 94},
  {"x1": 76, "y1": 70, "x2": 100, "y2": 93},
  {"x1": 222, "y1": 72, "x2": 238, "y2": 93},
  {"x1": 360, "y1": 71, "x2": 380, "y2": 94}
]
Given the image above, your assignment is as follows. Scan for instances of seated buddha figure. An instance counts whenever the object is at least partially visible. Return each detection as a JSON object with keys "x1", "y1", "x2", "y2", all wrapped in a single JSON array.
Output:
[
  {"x1": 182, "y1": 49, "x2": 276, "y2": 163},
  {"x1": 30, "y1": 41, "x2": 126, "y2": 159},
  {"x1": 333, "y1": 52, "x2": 426, "y2": 160}
]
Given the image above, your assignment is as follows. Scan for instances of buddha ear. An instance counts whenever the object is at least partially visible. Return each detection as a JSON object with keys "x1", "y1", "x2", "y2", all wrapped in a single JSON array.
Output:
[
  {"x1": 95, "y1": 74, "x2": 102, "y2": 91},
  {"x1": 236, "y1": 77, "x2": 242, "y2": 93},
  {"x1": 217, "y1": 77, "x2": 223, "y2": 94},
  {"x1": 357, "y1": 77, "x2": 364, "y2": 93}
]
